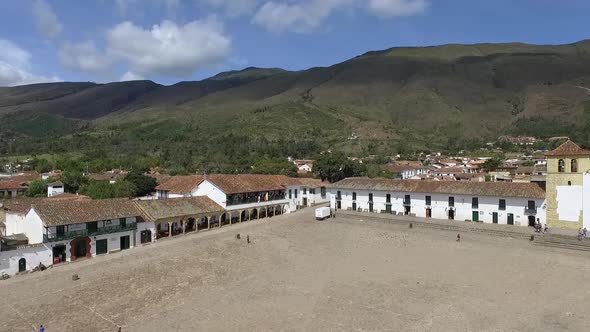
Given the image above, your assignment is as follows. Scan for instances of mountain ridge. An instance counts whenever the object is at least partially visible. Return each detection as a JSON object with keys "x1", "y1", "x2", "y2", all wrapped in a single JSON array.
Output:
[{"x1": 2, "y1": 39, "x2": 590, "y2": 167}]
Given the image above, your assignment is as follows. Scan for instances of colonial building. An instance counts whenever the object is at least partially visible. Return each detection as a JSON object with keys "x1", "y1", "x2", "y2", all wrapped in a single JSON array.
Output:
[
  {"x1": 0, "y1": 180, "x2": 28, "y2": 198},
  {"x1": 195, "y1": 174, "x2": 291, "y2": 220},
  {"x1": 134, "y1": 197, "x2": 224, "y2": 240},
  {"x1": 545, "y1": 140, "x2": 590, "y2": 230},
  {"x1": 155, "y1": 175, "x2": 204, "y2": 199},
  {"x1": 26, "y1": 198, "x2": 141, "y2": 263},
  {"x1": 329, "y1": 178, "x2": 546, "y2": 226},
  {"x1": 284, "y1": 177, "x2": 329, "y2": 210}
]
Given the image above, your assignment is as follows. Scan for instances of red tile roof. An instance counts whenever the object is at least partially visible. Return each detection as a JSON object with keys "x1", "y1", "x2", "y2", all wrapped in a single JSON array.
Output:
[
  {"x1": 155, "y1": 175, "x2": 204, "y2": 194},
  {"x1": 31, "y1": 198, "x2": 141, "y2": 226},
  {"x1": 206, "y1": 174, "x2": 289, "y2": 194},
  {"x1": 545, "y1": 140, "x2": 590, "y2": 156},
  {"x1": 134, "y1": 197, "x2": 224, "y2": 222},
  {"x1": 329, "y1": 177, "x2": 545, "y2": 198},
  {"x1": 0, "y1": 180, "x2": 28, "y2": 190}
]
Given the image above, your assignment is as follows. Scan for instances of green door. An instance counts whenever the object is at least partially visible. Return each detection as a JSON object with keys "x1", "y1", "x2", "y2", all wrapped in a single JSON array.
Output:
[
  {"x1": 120, "y1": 236, "x2": 130, "y2": 250},
  {"x1": 472, "y1": 211, "x2": 479, "y2": 222},
  {"x1": 507, "y1": 213, "x2": 514, "y2": 225},
  {"x1": 96, "y1": 239, "x2": 108, "y2": 255},
  {"x1": 493, "y1": 212, "x2": 498, "y2": 224}
]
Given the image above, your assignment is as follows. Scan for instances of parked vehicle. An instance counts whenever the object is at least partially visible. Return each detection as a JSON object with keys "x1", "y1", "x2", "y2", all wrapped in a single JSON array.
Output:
[{"x1": 315, "y1": 207, "x2": 331, "y2": 220}]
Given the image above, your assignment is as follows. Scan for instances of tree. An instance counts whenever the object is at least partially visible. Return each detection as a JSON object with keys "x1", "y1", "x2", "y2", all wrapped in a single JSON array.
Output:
[
  {"x1": 313, "y1": 152, "x2": 366, "y2": 183},
  {"x1": 481, "y1": 158, "x2": 503, "y2": 172},
  {"x1": 60, "y1": 171, "x2": 87, "y2": 193},
  {"x1": 26, "y1": 179, "x2": 51, "y2": 197},
  {"x1": 124, "y1": 171, "x2": 156, "y2": 197},
  {"x1": 80, "y1": 180, "x2": 137, "y2": 199},
  {"x1": 252, "y1": 158, "x2": 297, "y2": 177}
]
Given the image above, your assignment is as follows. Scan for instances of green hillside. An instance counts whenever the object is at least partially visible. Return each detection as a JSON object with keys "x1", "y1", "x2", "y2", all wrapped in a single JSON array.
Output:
[{"x1": 2, "y1": 40, "x2": 590, "y2": 170}]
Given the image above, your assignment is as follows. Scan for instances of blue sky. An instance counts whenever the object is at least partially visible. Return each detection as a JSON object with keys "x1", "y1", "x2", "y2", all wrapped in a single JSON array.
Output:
[{"x1": 0, "y1": 0, "x2": 589, "y2": 86}]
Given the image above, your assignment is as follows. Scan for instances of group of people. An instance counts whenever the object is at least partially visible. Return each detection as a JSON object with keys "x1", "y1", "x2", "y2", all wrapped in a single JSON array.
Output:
[
  {"x1": 534, "y1": 221, "x2": 548, "y2": 233},
  {"x1": 578, "y1": 227, "x2": 588, "y2": 240}
]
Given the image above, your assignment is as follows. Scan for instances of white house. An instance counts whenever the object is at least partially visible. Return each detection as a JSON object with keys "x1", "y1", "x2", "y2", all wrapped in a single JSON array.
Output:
[
  {"x1": 329, "y1": 178, "x2": 546, "y2": 226},
  {"x1": 195, "y1": 174, "x2": 292, "y2": 220},
  {"x1": 47, "y1": 181, "x2": 64, "y2": 197},
  {"x1": 384, "y1": 164, "x2": 430, "y2": 180},
  {"x1": 25, "y1": 198, "x2": 142, "y2": 263},
  {"x1": 155, "y1": 175, "x2": 204, "y2": 199},
  {"x1": 284, "y1": 178, "x2": 330, "y2": 211}
]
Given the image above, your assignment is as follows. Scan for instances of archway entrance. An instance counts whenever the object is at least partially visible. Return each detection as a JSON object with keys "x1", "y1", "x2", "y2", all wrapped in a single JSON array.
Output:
[
  {"x1": 241, "y1": 210, "x2": 248, "y2": 222},
  {"x1": 528, "y1": 216, "x2": 536, "y2": 227},
  {"x1": 18, "y1": 258, "x2": 26, "y2": 272},
  {"x1": 70, "y1": 237, "x2": 91, "y2": 261},
  {"x1": 275, "y1": 205, "x2": 283, "y2": 215},
  {"x1": 186, "y1": 218, "x2": 196, "y2": 232},
  {"x1": 251, "y1": 209, "x2": 258, "y2": 220}
]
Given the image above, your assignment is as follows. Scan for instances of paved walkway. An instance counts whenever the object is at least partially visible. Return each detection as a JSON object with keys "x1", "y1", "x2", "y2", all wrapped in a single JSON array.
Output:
[{"x1": 336, "y1": 210, "x2": 579, "y2": 239}]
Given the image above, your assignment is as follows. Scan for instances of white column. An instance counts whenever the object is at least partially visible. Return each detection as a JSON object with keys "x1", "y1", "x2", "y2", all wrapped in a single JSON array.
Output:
[{"x1": 168, "y1": 222, "x2": 172, "y2": 238}]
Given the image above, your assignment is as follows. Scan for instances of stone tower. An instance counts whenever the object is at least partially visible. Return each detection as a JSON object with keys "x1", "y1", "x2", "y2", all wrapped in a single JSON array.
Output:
[{"x1": 545, "y1": 140, "x2": 590, "y2": 229}]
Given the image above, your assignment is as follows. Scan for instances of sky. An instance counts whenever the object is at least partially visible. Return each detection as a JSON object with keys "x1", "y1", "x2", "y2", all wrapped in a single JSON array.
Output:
[{"x1": 0, "y1": 0, "x2": 589, "y2": 86}]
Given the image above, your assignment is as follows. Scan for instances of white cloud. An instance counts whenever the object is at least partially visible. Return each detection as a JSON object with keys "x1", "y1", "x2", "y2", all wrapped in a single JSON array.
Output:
[
  {"x1": 252, "y1": 0, "x2": 428, "y2": 33},
  {"x1": 106, "y1": 18, "x2": 231, "y2": 77},
  {"x1": 252, "y1": 0, "x2": 353, "y2": 33},
  {"x1": 31, "y1": 0, "x2": 63, "y2": 39},
  {"x1": 368, "y1": 0, "x2": 428, "y2": 17},
  {"x1": 115, "y1": 0, "x2": 180, "y2": 16},
  {"x1": 58, "y1": 41, "x2": 113, "y2": 73},
  {"x1": 206, "y1": 0, "x2": 260, "y2": 17},
  {"x1": 0, "y1": 39, "x2": 59, "y2": 86},
  {"x1": 120, "y1": 71, "x2": 145, "y2": 81}
]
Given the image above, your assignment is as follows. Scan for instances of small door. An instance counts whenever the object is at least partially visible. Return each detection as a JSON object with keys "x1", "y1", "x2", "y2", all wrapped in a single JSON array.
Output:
[
  {"x1": 449, "y1": 210, "x2": 455, "y2": 220},
  {"x1": 369, "y1": 203, "x2": 374, "y2": 212},
  {"x1": 352, "y1": 202, "x2": 357, "y2": 211},
  {"x1": 18, "y1": 258, "x2": 26, "y2": 272},
  {"x1": 140, "y1": 230, "x2": 152, "y2": 244},
  {"x1": 426, "y1": 208, "x2": 432, "y2": 218},
  {"x1": 96, "y1": 239, "x2": 108, "y2": 255},
  {"x1": 472, "y1": 211, "x2": 479, "y2": 222},
  {"x1": 336, "y1": 201, "x2": 341, "y2": 209},
  {"x1": 507, "y1": 213, "x2": 514, "y2": 225},
  {"x1": 492, "y1": 212, "x2": 498, "y2": 224},
  {"x1": 385, "y1": 205, "x2": 392, "y2": 213},
  {"x1": 302, "y1": 198, "x2": 308, "y2": 206},
  {"x1": 120, "y1": 235, "x2": 130, "y2": 250}
]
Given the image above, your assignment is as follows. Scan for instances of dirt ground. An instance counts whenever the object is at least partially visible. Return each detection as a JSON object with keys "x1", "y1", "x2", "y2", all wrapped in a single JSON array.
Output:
[{"x1": 1, "y1": 208, "x2": 589, "y2": 332}]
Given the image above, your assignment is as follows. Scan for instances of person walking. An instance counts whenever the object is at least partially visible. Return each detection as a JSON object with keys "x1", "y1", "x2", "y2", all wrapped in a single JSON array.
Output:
[{"x1": 39, "y1": 325, "x2": 45, "y2": 332}]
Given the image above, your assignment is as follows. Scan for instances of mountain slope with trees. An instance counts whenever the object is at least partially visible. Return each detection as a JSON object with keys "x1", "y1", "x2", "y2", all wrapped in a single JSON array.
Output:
[{"x1": 2, "y1": 40, "x2": 590, "y2": 171}]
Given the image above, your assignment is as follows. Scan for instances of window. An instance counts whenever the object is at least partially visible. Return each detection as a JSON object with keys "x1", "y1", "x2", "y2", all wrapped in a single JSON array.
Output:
[
  {"x1": 472, "y1": 197, "x2": 478, "y2": 209},
  {"x1": 294, "y1": 189, "x2": 298, "y2": 198},
  {"x1": 336, "y1": 190, "x2": 341, "y2": 200},
  {"x1": 56, "y1": 225, "x2": 65, "y2": 235},
  {"x1": 448, "y1": 196, "x2": 454, "y2": 207},
  {"x1": 404, "y1": 194, "x2": 410, "y2": 204},
  {"x1": 499, "y1": 199, "x2": 506, "y2": 211},
  {"x1": 289, "y1": 189, "x2": 292, "y2": 199},
  {"x1": 120, "y1": 218, "x2": 127, "y2": 228},
  {"x1": 303, "y1": 188, "x2": 307, "y2": 195},
  {"x1": 320, "y1": 187, "x2": 326, "y2": 199},
  {"x1": 369, "y1": 193, "x2": 373, "y2": 202},
  {"x1": 571, "y1": 159, "x2": 578, "y2": 173},
  {"x1": 568, "y1": 181, "x2": 572, "y2": 186},
  {"x1": 558, "y1": 159, "x2": 565, "y2": 173},
  {"x1": 310, "y1": 188, "x2": 315, "y2": 195},
  {"x1": 425, "y1": 195, "x2": 431, "y2": 206},
  {"x1": 386, "y1": 194, "x2": 391, "y2": 203},
  {"x1": 352, "y1": 192, "x2": 357, "y2": 200}
]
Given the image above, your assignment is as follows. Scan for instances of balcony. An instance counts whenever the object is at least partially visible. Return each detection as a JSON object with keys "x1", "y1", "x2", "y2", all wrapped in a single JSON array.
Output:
[
  {"x1": 44, "y1": 223, "x2": 137, "y2": 243},
  {"x1": 524, "y1": 207, "x2": 537, "y2": 215}
]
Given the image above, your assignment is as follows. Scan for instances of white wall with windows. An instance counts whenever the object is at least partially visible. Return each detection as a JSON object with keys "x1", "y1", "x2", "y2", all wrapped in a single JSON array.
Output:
[{"x1": 330, "y1": 189, "x2": 546, "y2": 226}]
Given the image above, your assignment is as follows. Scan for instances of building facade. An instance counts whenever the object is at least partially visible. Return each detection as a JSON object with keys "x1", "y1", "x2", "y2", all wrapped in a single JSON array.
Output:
[
  {"x1": 545, "y1": 140, "x2": 590, "y2": 230},
  {"x1": 329, "y1": 178, "x2": 546, "y2": 226}
]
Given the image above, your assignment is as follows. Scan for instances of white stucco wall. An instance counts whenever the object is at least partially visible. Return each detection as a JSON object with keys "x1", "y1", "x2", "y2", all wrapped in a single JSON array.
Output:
[
  {"x1": 330, "y1": 188, "x2": 546, "y2": 227},
  {"x1": 584, "y1": 172, "x2": 590, "y2": 229},
  {"x1": 556, "y1": 185, "x2": 583, "y2": 223},
  {"x1": 9, "y1": 209, "x2": 44, "y2": 244},
  {"x1": 0, "y1": 245, "x2": 52, "y2": 276},
  {"x1": 195, "y1": 180, "x2": 228, "y2": 208},
  {"x1": 136, "y1": 221, "x2": 156, "y2": 244}
]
